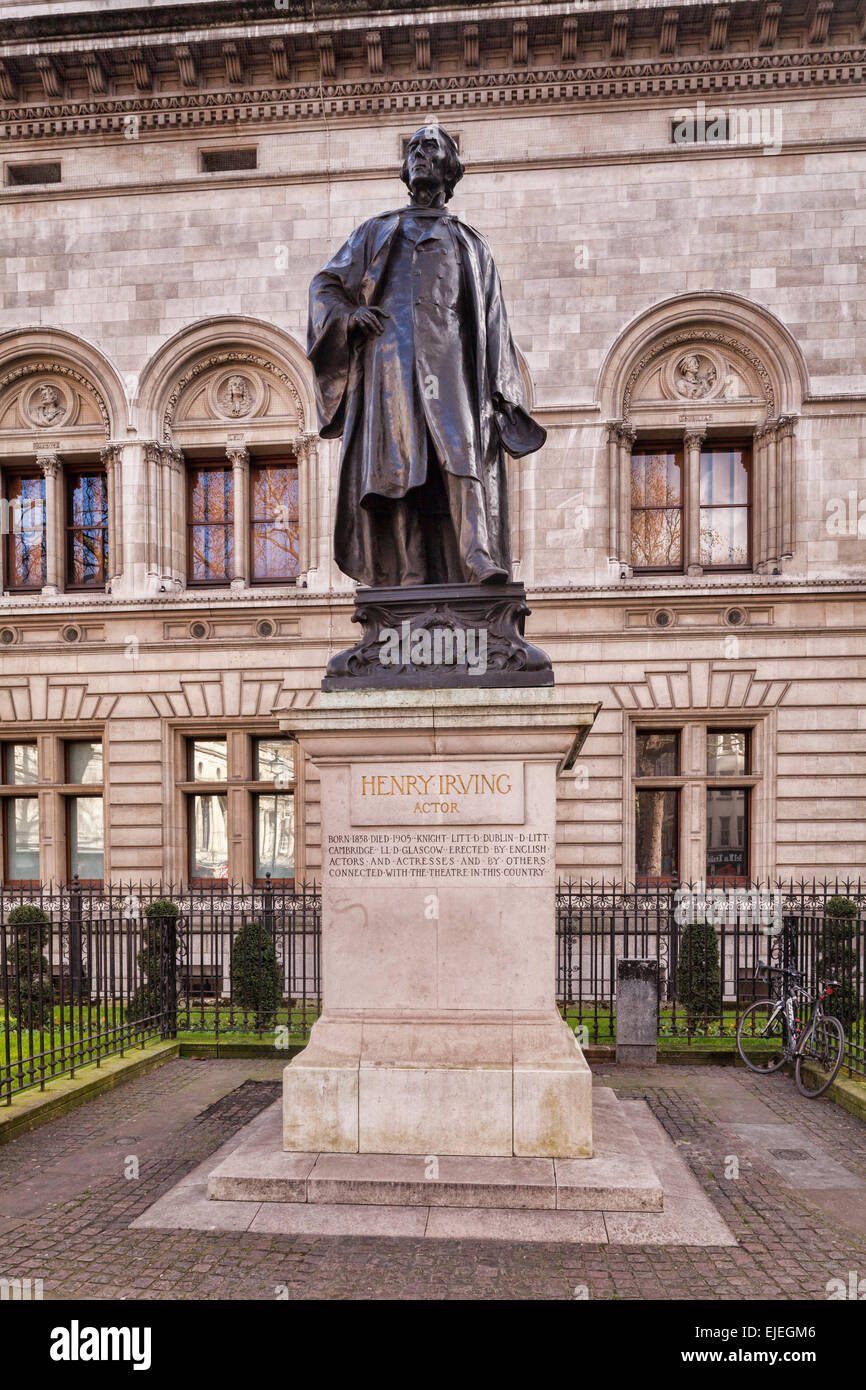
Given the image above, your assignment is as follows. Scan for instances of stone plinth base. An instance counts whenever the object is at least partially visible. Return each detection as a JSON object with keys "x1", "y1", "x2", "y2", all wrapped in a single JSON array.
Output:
[
  {"x1": 282, "y1": 1010, "x2": 592, "y2": 1158},
  {"x1": 276, "y1": 688, "x2": 600, "y2": 1161},
  {"x1": 210, "y1": 1089, "x2": 660, "y2": 1210}
]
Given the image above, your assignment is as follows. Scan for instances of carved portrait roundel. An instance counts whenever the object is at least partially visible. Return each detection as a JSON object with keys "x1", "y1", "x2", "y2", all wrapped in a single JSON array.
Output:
[
  {"x1": 208, "y1": 370, "x2": 262, "y2": 421},
  {"x1": 21, "y1": 378, "x2": 75, "y2": 429}
]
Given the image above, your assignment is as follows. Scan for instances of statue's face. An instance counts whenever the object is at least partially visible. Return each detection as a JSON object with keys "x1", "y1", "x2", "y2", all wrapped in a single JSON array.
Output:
[{"x1": 405, "y1": 126, "x2": 449, "y2": 194}]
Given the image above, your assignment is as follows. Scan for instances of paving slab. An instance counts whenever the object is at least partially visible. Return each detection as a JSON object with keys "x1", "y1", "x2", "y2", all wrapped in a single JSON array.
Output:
[
  {"x1": 424, "y1": 1207, "x2": 607, "y2": 1242},
  {"x1": 601, "y1": 1100, "x2": 737, "y2": 1247},
  {"x1": 555, "y1": 1087, "x2": 663, "y2": 1211},
  {"x1": 249, "y1": 1202, "x2": 429, "y2": 1237}
]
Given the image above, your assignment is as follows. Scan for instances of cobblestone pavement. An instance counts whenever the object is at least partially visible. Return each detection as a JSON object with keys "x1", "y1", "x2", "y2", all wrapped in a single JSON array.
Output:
[{"x1": 1, "y1": 1057, "x2": 865, "y2": 1300}]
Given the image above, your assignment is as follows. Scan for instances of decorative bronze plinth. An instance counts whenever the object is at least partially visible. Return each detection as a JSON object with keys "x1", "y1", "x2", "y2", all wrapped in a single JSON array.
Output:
[{"x1": 322, "y1": 582, "x2": 554, "y2": 690}]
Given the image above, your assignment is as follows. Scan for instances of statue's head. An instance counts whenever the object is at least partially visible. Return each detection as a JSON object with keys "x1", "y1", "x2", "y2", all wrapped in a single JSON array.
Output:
[{"x1": 400, "y1": 125, "x2": 464, "y2": 202}]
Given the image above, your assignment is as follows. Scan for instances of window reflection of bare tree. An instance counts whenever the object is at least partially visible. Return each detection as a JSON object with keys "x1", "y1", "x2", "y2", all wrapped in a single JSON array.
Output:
[
  {"x1": 635, "y1": 732, "x2": 676, "y2": 880},
  {"x1": 630, "y1": 451, "x2": 682, "y2": 569}
]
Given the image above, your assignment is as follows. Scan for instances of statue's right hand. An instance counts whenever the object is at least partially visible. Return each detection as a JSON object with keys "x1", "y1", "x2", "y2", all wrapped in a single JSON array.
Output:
[{"x1": 349, "y1": 306, "x2": 389, "y2": 337}]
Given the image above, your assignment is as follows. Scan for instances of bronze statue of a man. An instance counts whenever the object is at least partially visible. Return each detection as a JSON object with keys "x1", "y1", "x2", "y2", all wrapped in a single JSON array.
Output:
[{"x1": 307, "y1": 125, "x2": 547, "y2": 588}]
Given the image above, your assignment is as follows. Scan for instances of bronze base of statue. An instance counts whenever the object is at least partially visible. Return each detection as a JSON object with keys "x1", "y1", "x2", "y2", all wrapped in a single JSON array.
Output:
[{"x1": 322, "y1": 582, "x2": 554, "y2": 691}]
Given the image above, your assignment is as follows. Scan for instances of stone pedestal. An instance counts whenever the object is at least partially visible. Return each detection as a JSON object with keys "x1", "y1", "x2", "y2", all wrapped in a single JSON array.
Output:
[
  {"x1": 615, "y1": 958, "x2": 659, "y2": 1066},
  {"x1": 277, "y1": 688, "x2": 599, "y2": 1159}
]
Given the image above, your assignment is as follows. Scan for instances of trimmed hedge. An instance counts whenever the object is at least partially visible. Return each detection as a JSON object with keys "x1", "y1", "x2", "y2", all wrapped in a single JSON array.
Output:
[
  {"x1": 5, "y1": 904, "x2": 52, "y2": 1029},
  {"x1": 230, "y1": 921, "x2": 281, "y2": 1025},
  {"x1": 127, "y1": 899, "x2": 180, "y2": 1025},
  {"x1": 676, "y1": 920, "x2": 722, "y2": 1030},
  {"x1": 819, "y1": 897, "x2": 861, "y2": 1039}
]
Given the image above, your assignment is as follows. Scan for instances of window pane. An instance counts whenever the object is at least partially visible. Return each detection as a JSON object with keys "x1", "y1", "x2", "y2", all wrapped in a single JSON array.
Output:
[
  {"x1": 190, "y1": 467, "x2": 232, "y2": 523},
  {"x1": 631, "y1": 451, "x2": 681, "y2": 507},
  {"x1": 254, "y1": 739, "x2": 294, "y2": 785},
  {"x1": 69, "y1": 796, "x2": 103, "y2": 880},
  {"x1": 6, "y1": 474, "x2": 46, "y2": 588},
  {"x1": 190, "y1": 525, "x2": 233, "y2": 582},
  {"x1": 700, "y1": 505, "x2": 748, "y2": 567},
  {"x1": 635, "y1": 788, "x2": 678, "y2": 881},
  {"x1": 4, "y1": 743, "x2": 38, "y2": 785},
  {"x1": 67, "y1": 740, "x2": 103, "y2": 784},
  {"x1": 251, "y1": 462, "x2": 299, "y2": 582},
  {"x1": 190, "y1": 792, "x2": 228, "y2": 880},
  {"x1": 700, "y1": 448, "x2": 749, "y2": 505},
  {"x1": 630, "y1": 451, "x2": 682, "y2": 568},
  {"x1": 706, "y1": 787, "x2": 748, "y2": 881},
  {"x1": 189, "y1": 740, "x2": 227, "y2": 782},
  {"x1": 255, "y1": 793, "x2": 294, "y2": 880},
  {"x1": 631, "y1": 507, "x2": 682, "y2": 568},
  {"x1": 707, "y1": 731, "x2": 749, "y2": 776},
  {"x1": 67, "y1": 471, "x2": 108, "y2": 586},
  {"x1": 6, "y1": 797, "x2": 39, "y2": 879},
  {"x1": 635, "y1": 731, "x2": 679, "y2": 777},
  {"x1": 188, "y1": 468, "x2": 233, "y2": 582}
]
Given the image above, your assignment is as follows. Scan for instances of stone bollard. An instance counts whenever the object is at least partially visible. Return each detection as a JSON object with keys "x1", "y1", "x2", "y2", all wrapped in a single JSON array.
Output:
[{"x1": 615, "y1": 958, "x2": 658, "y2": 1066}]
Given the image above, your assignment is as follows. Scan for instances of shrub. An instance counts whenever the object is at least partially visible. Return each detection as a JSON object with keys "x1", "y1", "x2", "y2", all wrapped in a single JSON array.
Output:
[
  {"x1": 127, "y1": 899, "x2": 180, "y2": 1024},
  {"x1": 5, "y1": 904, "x2": 52, "y2": 1029},
  {"x1": 676, "y1": 920, "x2": 721, "y2": 1031},
  {"x1": 230, "y1": 921, "x2": 281, "y2": 1025},
  {"x1": 818, "y1": 896, "x2": 861, "y2": 1039}
]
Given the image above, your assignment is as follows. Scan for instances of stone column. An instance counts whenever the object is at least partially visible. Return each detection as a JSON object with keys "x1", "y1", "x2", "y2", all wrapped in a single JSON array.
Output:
[
  {"x1": 227, "y1": 441, "x2": 249, "y2": 589},
  {"x1": 683, "y1": 426, "x2": 706, "y2": 575},
  {"x1": 777, "y1": 415, "x2": 796, "y2": 561},
  {"x1": 765, "y1": 418, "x2": 779, "y2": 572},
  {"x1": 753, "y1": 423, "x2": 769, "y2": 571},
  {"x1": 606, "y1": 421, "x2": 621, "y2": 562},
  {"x1": 167, "y1": 446, "x2": 185, "y2": 584},
  {"x1": 99, "y1": 443, "x2": 123, "y2": 588},
  {"x1": 617, "y1": 421, "x2": 636, "y2": 572},
  {"x1": 298, "y1": 431, "x2": 320, "y2": 582},
  {"x1": 37, "y1": 445, "x2": 61, "y2": 594},
  {"x1": 144, "y1": 443, "x2": 161, "y2": 583}
]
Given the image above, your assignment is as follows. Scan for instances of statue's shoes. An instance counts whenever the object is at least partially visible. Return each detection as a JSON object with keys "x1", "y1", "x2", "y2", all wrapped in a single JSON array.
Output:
[{"x1": 475, "y1": 565, "x2": 509, "y2": 585}]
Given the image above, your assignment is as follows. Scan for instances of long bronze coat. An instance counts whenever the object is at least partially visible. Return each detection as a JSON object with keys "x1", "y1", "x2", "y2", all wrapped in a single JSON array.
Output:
[{"x1": 307, "y1": 208, "x2": 546, "y2": 586}]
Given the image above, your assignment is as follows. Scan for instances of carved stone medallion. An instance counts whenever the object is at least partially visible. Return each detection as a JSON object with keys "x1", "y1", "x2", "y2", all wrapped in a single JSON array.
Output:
[
  {"x1": 208, "y1": 370, "x2": 261, "y2": 421},
  {"x1": 22, "y1": 378, "x2": 73, "y2": 428}
]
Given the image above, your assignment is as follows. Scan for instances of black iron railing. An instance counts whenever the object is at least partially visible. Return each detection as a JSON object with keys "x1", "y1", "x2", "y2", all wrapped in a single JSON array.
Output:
[
  {"x1": 2, "y1": 878, "x2": 863, "y2": 1101},
  {"x1": 1, "y1": 878, "x2": 321, "y2": 1102},
  {"x1": 557, "y1": 879, "x2": 865, "y2": 1077}
]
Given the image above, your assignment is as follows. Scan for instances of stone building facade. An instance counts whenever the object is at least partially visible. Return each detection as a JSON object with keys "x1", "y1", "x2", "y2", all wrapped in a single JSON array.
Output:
[{"x1": 0, "y1": 0, "x2": 863, "y2": 888}]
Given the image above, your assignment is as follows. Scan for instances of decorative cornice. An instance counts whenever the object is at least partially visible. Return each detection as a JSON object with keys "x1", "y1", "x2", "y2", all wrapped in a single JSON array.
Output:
[{"x1": 1, "y1": 45, "x2": 865, "y2": 142}]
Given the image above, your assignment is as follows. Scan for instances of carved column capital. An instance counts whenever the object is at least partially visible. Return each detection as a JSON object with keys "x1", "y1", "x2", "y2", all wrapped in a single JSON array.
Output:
[
  {"x1": 37, "y1": 447, "x2": 61, "y2": 479},
  {"x1": 99, "y1": 442, "x2": 122, "y2": 468},
  {"x1": 683, "y1": 425, "x2": 707, "y2": 450},
  {"x1": 226, "y1": 444, "x2": 250, "y2": 470}
]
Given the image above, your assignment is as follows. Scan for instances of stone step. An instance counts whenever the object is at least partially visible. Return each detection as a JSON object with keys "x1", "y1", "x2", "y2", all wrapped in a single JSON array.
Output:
[{"x1": 207, "y1": 1086, "x2": 663, "y2": 1212}]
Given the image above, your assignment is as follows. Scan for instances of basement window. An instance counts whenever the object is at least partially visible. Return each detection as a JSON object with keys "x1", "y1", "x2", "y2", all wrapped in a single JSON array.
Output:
[
  {"x1": 5, "y1": 162, "x2": 61, "y2": 185},
  {"x1": 200, "y1": 148, "x2": 257, "y2": 173}
]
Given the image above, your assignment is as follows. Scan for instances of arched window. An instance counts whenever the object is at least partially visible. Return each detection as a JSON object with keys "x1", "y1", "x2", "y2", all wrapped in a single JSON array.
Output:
[
  {"x1": 137, "y1": 319, "x2": 318, "y2": 592},
  {"x1": 0, "y1": 331, "x2": 126, "y2": 595},
  {"x1": 598, "y1": 295, "x2": 807, "y2": 578}
]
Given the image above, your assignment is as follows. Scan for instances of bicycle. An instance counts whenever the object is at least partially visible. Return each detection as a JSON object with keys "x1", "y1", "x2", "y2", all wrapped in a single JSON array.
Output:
[{"x1": 736, "y1": 960, "x2": 846, "y2": 1098}]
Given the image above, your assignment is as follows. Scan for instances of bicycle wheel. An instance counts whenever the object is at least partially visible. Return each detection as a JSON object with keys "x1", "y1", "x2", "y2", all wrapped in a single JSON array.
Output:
[
  {"x1": 795, "y1": 1016, "x2": 845, "y2": 1098},
  {"x1": 736, "y1": 1000, "x2": 788, "y2": 1073}
]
